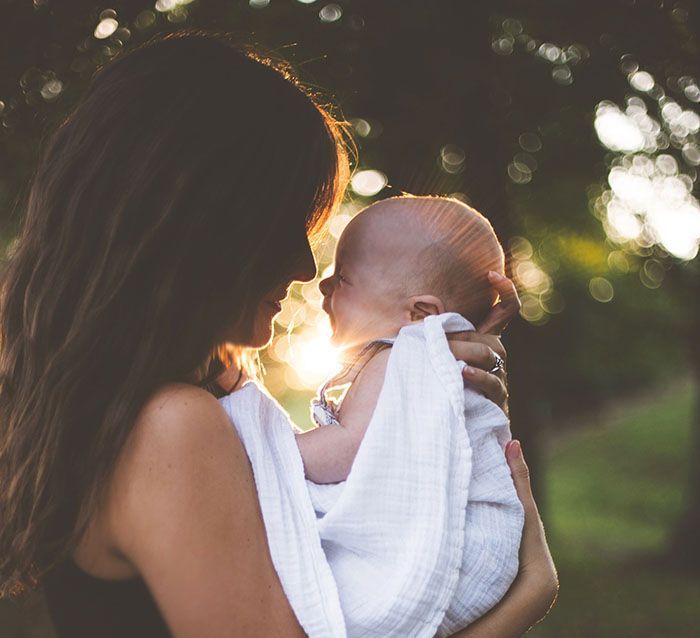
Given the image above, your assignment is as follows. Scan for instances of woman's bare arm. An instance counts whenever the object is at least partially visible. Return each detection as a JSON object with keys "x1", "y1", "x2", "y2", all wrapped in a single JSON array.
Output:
[{"x1": 106, "y1": 384, "x2": 306, "y2": 638}]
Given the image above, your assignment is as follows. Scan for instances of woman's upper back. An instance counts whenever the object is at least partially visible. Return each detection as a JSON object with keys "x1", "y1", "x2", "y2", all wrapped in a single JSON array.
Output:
[{"x1": 57, "y1": 383, "x2": 305, "y2": 638}]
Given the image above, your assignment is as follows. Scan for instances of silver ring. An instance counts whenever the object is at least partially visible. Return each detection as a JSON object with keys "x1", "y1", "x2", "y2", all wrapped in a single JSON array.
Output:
[{"x1": 488, "y1": 353, "x2": 505, "y2": 375}]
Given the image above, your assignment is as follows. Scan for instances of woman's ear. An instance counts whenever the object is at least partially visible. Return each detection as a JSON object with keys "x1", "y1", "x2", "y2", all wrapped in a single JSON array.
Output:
[{"x1": 408, "y1": 295, "x2": 445, "y2": 321}]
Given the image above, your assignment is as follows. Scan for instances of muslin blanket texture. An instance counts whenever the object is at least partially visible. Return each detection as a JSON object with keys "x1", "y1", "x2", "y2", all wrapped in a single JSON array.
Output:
[{"x1": 220, "y1": 313, "x2": 524, "y2": 638}]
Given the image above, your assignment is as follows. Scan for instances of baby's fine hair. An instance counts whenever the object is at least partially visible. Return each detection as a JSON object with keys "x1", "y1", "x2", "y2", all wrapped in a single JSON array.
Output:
[{"x1": 382, "y1": 195, "x2": 505, "y2": 325}]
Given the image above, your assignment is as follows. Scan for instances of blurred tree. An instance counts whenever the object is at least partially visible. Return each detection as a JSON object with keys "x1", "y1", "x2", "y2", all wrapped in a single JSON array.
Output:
[
  {"x1": 475, "y1": 0, "x2": 700, "y2": 566},
  {"x1": 1, "y1": 0, "x2": 698, "y2": 564}
]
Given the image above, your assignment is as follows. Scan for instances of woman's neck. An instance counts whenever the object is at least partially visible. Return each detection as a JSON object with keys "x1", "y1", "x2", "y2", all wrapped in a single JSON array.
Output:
[
  {"x1": 187, "y1": 352, "x2": 244, "y2": 394},
  {"x1": 215, "y1": 364, "x2": 245, "y2": 393}
]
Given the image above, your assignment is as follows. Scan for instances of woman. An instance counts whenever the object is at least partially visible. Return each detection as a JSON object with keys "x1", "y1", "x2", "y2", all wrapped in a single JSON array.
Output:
[{"x1": 0, "y1": 30, "x2": 556, "y2": 637}]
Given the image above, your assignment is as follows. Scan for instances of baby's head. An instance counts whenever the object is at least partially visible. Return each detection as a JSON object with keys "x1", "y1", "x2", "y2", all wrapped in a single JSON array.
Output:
[{"x1": 320, "y1": 195, "x2": 505, "y2": 348}]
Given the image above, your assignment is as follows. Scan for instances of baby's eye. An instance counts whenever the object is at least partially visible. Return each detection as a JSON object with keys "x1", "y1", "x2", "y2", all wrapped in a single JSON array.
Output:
[{"x1": 337, "y1": 272, "x2": 347, "y2": 284}]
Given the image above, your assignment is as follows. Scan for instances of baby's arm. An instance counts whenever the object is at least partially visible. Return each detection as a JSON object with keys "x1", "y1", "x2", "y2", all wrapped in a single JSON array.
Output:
[{"x1": 295, "y1": 348, "x2": 391, "y2": 484}]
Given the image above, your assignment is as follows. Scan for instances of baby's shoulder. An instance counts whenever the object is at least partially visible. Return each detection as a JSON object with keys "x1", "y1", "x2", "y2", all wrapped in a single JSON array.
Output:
[
  {"x1": 340, "y1": 347, "x2": 391, "y2": 413},
  {"x1": 356, "y1": 346, "x2": 391, "y2": 384}
]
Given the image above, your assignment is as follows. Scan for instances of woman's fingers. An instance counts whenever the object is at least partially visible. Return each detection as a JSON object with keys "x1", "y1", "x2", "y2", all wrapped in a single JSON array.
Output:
[
  {"x1": 477, "y1": 272, "x2": 522, "y2": 336},
  {"x1": 449, "y1": 331, "x2": 507, "y2": 364},
  {"x1": 505, "y1": 440, "x2": 537, "y2": 520},
  {"x1": 447, "y1": 337, "x2": 508, "y2": 410},
  {"x1": 462, "y1": 365, "x2": 507, "y2": 408},
  {"x1": 447, "y1": 335, "x2": 505, "y2": 367}
]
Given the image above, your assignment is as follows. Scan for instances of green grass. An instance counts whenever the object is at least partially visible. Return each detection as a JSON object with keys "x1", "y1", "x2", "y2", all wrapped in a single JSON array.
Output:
[{"x1": 528, "y1": 381, "x2": 700, "y2": 638}]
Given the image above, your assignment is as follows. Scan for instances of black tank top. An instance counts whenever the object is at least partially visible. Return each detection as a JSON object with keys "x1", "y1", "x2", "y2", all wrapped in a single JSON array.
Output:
[{"x1": 43, "y1": 558, "x2": 171, "y2": 638}]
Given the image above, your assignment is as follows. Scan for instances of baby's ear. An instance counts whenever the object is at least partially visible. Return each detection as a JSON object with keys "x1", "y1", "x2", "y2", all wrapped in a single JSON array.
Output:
[{"x1": 408, "y1": 295, "x2": 445, "y2": 321}]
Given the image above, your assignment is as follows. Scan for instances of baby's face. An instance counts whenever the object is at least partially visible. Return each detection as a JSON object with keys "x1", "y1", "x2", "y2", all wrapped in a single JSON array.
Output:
[
  {"x1": 319, "y1": 213, "x2": 411, "y2": 348},
  {"x1": 319, "y1": 197, "x2": 503, "y2": 347}
]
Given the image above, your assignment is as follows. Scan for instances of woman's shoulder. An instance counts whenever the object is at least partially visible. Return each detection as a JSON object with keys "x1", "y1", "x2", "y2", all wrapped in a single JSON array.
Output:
[
  {"x1": 99, "y1": 383, "x2": 306, "y2": 636},
  {"x1": 106, "y1": 382, "x2": 246, "y2": 541},
  {"x1": 78, "y1": 383, "x2": 245, "y2": 578},
  {"x1": 119, "y1": 382, "x2": 242, "y2": 483},
  {"x1": 132, "y1": 381, "x2": 232, "y2": 444}
]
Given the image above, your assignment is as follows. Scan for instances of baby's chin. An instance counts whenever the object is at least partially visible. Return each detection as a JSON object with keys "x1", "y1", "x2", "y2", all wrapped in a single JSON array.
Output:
[
  {"x1": 328, "y1": 327, "x2": 359, "y2": 350},
  {"x1": 330, "y1": 332, "x2": 375, "y2": 353},
  {"x1": 329, "y1": 333, "x2": 349, "y2": 349}
]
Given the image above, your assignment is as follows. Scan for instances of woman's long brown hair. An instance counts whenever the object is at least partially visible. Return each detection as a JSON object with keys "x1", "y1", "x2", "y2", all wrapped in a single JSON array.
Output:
[{"x1": 0, "y1": 29, "x2": 350, "y2": 596}]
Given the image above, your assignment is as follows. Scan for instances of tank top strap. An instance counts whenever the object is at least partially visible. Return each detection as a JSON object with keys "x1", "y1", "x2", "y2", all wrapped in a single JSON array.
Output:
[{"x1": 311, "y1": 338, "x2": 394, "y2": 428}]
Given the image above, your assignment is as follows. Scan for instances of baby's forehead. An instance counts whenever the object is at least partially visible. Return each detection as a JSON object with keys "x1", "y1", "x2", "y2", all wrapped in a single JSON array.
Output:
[
  {"x1": 346, "y1": 197, "x2": 475, "y2": 245},
  {"x1": 340, "y1": 201, "x2": 432, "y2": 255}
]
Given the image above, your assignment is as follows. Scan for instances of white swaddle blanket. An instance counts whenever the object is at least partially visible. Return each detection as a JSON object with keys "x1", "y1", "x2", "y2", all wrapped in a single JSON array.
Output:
[{"x1": 220, "y1": 313, "x2": 523, "y2": 638}]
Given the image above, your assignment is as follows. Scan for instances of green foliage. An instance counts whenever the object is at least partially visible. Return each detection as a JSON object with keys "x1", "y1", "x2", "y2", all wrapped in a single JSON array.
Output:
[
  {"x1": 530, "y1": 381, "x2": 700, "y2": 637},
  {"x1": 508, "y1": 174, "x2": 688, "y2": 416}
]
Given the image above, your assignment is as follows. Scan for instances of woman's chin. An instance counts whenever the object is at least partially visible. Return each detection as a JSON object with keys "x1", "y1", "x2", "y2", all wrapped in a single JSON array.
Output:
[{"x1": 249, "y1": 323, "x2": 275, "y2": 349}]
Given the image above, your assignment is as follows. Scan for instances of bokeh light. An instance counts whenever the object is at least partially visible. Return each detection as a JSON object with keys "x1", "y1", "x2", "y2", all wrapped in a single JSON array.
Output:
[
  {"x1": 94, "y1": 18, "x2": 118, "y2": 40},
  {"x1": 264, "y1": 202, "x2": 365, "y2": 391},
  {"x1": 350, "y1": 169, "x2": 387, "y2": 197},
  {"x1": 492, "y1": 19, "x2": 589, "y2": 86},
  {"x1": 319, "y1": 4, "x2": 343, "y2": 23},
  {"x1": 589, "y1": 277, "x2": 614, "y2": 302},
  {"x1": 350, "y1": 118, "x2": 371, "y2": 137},
  {"x1": 279, "y1": 318, "x2": 342, "y2": 390},
  {"x1": 440, "y1": 144, "x2": 466, "y2": 174},
  {"x1": 629, "y1": 70, "x2": 654, "y2": 92},
  {"x1": 593, "y1": 63, "x2": 700, "y2": 261},
  {"x1": 509, "y1": 236, "x2": 556, "y2": 325},
  {"x1": 155, "y1": 0, "x2": 194, "y2": 11}
]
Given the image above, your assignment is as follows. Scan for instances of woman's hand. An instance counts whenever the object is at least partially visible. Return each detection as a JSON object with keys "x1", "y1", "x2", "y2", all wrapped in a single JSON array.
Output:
[
  {"x1": 448, "y1": 441, "x2": 559, "y2": 638},
  {"x1": 447, "y1": 272, "x2": 521, "y2": 412}
]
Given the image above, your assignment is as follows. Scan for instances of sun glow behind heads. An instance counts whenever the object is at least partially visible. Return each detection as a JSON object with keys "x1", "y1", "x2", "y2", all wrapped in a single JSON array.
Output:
[
  {"x1": 264, "y1": 204, "x2": 363, "y2": 392},
  {"x1": 268, "y1": 287, "x2": 342, "y2": 392},
  {"x1": 278, "y1": 317, "x2": 342, "y2": 390}
]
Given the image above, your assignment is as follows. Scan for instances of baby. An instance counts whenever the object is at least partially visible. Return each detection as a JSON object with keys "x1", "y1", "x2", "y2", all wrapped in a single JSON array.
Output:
[
  {"x1": 295, "y1": 194, "x2": 506, "y2": 483},
  {"x1": 291, "y1": 194, "x2": 523, "y2": 636}
]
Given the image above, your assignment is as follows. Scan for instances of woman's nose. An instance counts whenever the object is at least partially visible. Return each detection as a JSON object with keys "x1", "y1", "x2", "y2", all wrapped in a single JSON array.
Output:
[{"x1": 289, "y1": 239, "x2": 317, "y2": 284}]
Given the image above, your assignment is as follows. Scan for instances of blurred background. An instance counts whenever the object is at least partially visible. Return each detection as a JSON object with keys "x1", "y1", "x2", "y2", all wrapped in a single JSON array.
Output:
[{"x1": 1, "y1": 0, "x2": 699, "y2": 636}]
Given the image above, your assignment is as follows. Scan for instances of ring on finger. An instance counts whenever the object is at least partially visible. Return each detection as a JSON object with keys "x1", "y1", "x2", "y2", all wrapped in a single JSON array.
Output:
[{"x1": 488, "y1": 352, "x2": 505, "y2": 375}]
